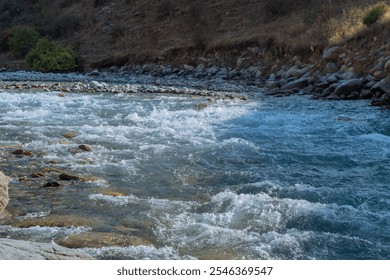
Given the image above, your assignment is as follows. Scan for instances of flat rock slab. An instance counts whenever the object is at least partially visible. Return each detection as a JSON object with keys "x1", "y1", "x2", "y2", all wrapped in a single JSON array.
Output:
[{"x1": 0, "y1": 238, "x2": 93, "y2": 260}]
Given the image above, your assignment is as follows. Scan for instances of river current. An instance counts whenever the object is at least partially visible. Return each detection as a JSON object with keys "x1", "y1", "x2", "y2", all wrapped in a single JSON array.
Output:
[{"x1": 1, "y1": 75, "x2": 390, "y2": 259}]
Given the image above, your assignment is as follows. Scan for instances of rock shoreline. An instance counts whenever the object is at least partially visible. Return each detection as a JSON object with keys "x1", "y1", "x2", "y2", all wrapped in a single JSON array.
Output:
[
  {"x1": 0, "y1": 171, "x2": 94, "y2": 260},
  {"x1": 1, "y1": 44, "x2": 389, "y2": 108}
]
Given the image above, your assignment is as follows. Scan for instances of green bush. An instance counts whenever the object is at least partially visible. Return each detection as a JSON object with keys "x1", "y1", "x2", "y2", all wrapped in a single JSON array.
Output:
[
  {"x1": 9, "y1": 27, "x2": 40, "y2": 58},
  {"x1": 363, "y1": 6, "x2": 386, "y2": 26},
  {"x1": 26, "y1": 38, "x2": 76, "y2": 72}
]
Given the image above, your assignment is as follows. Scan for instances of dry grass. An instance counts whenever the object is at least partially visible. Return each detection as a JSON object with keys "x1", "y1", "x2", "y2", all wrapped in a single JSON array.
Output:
[{"x1": 0, "y1": 0, "x2": 389, "y2": 69}]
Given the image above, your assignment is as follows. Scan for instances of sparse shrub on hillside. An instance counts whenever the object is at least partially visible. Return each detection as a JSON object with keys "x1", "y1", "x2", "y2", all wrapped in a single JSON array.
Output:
[
  {"x1": 363, "y1": 5, "x2": 386, "y2": 26},
  {"x1": 9, "y1": 27, "x2": 40, "y2": 58},
  {"x1": 26, "y1": 38, "x2": 76, "y2": 72},
  {"x1": 42, "y1": 15, "x2": 81, "y2": 39}
]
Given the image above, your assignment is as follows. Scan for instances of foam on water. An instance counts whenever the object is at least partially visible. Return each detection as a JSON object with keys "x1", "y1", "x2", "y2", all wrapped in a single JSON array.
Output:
[{"x1": 1, "y1": 89, "x2": 390, "y2": 259}]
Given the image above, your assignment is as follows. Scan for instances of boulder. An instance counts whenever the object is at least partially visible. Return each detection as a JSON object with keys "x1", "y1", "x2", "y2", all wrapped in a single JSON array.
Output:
[
  {"x1": 0, "y1": 238, "x2": 93, "y2": 260},
  {"x1": 371, "y1": 76, "x2": 390, "y2": 94},
  {"x1": 0, "y1": 172, "x2": 9, "y2": 216},
  {"x1": 326, "y1": 63, "x2": 338, "y2": 73},
  {"x1": 334, "y1": 79, "x2": 363, "y2": 96},
  {"x1": 282, "y1": 78, "x2": 308, "y2": 90},
  {"x1": 323, "y1": 46, "x2": 344, "y2": 62},
  {"x1": 385, "y1": 59, "x2": 390, "y2": 74}
]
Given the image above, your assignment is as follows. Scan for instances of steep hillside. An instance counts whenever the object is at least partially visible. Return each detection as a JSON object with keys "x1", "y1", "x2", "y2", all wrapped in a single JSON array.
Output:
[{"x1": 0, "y1": 0, "x2": 389, "y2": 71}]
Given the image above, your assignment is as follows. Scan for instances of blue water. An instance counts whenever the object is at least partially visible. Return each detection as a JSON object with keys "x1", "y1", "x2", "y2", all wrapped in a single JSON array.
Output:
[{"x1": 0, "y1": 85, "x2": 390, "y2": 259}]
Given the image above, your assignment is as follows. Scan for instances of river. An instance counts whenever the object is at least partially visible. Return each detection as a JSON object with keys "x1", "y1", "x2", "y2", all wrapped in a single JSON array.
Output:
[{"x1": 1, "y1": 74, "x2": 390, "y2": 259}]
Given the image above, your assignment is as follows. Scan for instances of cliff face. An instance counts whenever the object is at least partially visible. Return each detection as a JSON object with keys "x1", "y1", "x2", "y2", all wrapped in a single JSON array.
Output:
[{"x1": 0, "y1": 0, "x2": 389, "y2": 70}]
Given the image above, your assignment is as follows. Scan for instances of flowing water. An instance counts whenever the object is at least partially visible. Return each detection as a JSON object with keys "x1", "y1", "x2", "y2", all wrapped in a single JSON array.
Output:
[{"x1": 1, "y1": 78, "x2": 390, "y2": 259}]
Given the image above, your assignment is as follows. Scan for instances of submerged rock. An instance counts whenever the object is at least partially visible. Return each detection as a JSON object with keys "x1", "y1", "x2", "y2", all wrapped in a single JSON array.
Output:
[
  {"x1": 12, "y1": 214, "x2": 97, "y2": 228},
  {"x1": 78, "y1": 144, "x2": 92, "y2": 152},
  {"x1": 0, "y1": 238, "x2": 93, "y2": 260},
  {"x1": 55, "y1": 232, "x2": 152, "y2": 249}
]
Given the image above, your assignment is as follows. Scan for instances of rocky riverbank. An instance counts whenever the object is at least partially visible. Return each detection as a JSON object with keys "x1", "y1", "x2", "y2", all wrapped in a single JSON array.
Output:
[{"x1": 0, "y1": 171, "x2": 93, "y2": 259}]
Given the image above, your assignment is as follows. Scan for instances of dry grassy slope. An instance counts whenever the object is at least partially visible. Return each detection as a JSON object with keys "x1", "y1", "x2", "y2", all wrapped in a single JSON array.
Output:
[{"x1": 0, "y1": 0, "x2": 389, "y2": 71}]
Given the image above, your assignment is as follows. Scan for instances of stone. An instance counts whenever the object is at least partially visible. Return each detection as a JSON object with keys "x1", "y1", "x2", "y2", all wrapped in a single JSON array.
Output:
[
  {"x1": 183, "y1": 64, "x2": 194, "y2": 71},
  {"x1": 0, "y1": 172, "x2": 9, "y2": 217},
  {"x1": 59, "y1": 173, "x2": 82, "y2": 181},
  {"x1": 195, "y1": 64, "x2": 205, "y2": 72},
  {"x1": 282, "y1": 78, "x2": 308, "y2": 90},
  {"x1": 86, "y1": 70, "x2": 100, "y2": 77},
  {"x1": 11, "y1": 149, "x2": 33, "y2": 156},
  {"x1": 0, "y1": 238, "x2": 93, "y2": 260},
  {"x1": 63, "y1": 132, "x2": 78, "y2": 139},
  {"x1": 371, "y1": 76, "x2": 390, "y2": 94},
  {"x1": 12, "y1": 215, "x2": 97, "y2": 228},
  {"x1": 385, "y1": 59, "x2": 390, "y2": 74},
  {"x1": 334, "y1": 79, "x2": 363, "y2": 96},
  {"x1": 323, "y1": 46, "x2": 344, "y2": 62},
  {"x1": 55, "y1": 232, "x2": 152, "y2": 249},
  {"x1": 374, "y1": 71, "x2": 386, "y2": 80},
  {"x1": 91, "y1": 80, "x2": 105, "y2": 88},
  {"x1": 43, "y1": 181, "x2": 61, "y2": 188},
  {"x1": 286, "y1": 66, "x2": 303, "y2": 78},
  {"x1": 326, "y1": 63, "x2": 338, "y2": 73},
  {"x1": 78, "y1": 144, "x2": 92, "y2": 152}
]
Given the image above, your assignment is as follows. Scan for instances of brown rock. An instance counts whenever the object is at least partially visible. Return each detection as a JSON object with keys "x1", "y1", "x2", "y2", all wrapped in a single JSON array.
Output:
[
  {"x1": 78, "y1": 144, "x2": 92, "y2": 152},
  {"x1": 11, "y1": 149, "x2": 33, "y2": 156},
  {"x1": 43, "y1": 181, "x2": 62, "y2": 188},
  {"x1": 12, "y1": 215, "x2": 97, "y2": 228},
  {"x1": 0, "y1": 172, "x2": 9, "y2": 217},
  {"x1": 63, "y1": 132, "x2": 78, "y2": 139},
  {"x1": 385, "y1": 59, "x2": 390, "y2": 74},
  {"x1": 55, "y1": 232, "x2": 152, "y2": 249},
  {"x1": 59, "y1": 173, "x2": 82, "y2": 181}
]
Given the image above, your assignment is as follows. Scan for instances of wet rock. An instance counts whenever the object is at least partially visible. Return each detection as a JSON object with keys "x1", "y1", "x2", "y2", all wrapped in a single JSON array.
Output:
[
  {"x1": 98, "y1": 190, "x2": 126, "y2": 197},
  {"x1": 193, "y1": 103, "x2": 208, "y2": 110},
  {"x1": 31, "y1": 172, "x2": 45, "y2": 178},
  {"x1": 55, "y1": 232, "x2": 152, "y2": 249},
  {"x1": 11, "y1": 149, "x2": 33, "y2": 156},
  {"x1": 0, "y1": 172, "x2": 9, "y2": 217},
  {"x1": 183, "y1": 64, "x2": 194, "y2": 71},
  {"x1": 334, "y1": 79, "x2": 363, "y2": 96},
  {"x1": 78, "y1": 144, "x2": 92, "y2": 152},
  {"x1": 0, "y1": 238, "x2": 93, "y2": 260},
  {"x1": 323, "y1": 46, "x2": 344, "y2": 62},
  {"x1": 86, "y1": 69, "x2": 100, "y2": 77},
  {"x1": 43, "y1": 181, "x2": 61, "y2": 188},
  {"x1": 59, "y1": 173, "x2": 82, "y2": 181},
  {"x1": 63, "y1": 132, "x2": 78, "y2": 139},
  {"x1": 12, "y1": 215, "x2": 97, "y2": 228}
]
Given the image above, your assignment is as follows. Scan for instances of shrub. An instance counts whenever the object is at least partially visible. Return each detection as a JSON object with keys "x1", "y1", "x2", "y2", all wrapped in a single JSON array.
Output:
[
  {"x1": 9, "y1": 27, "x2": 40, "y2": 58},
  {"x1": 363, "y1": 6, "x2": 386, "y2": 26},
  {"x1": 26, "y1": 38, "x2": 76, "y2": 72}
]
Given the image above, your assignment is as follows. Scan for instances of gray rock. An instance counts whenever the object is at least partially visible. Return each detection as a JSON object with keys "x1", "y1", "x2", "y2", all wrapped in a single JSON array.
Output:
[
  {"x1": 183, "y1": 64, "x2": 195, "y2": 71},
  {"x1": 195, "y1": 64, "x2": 205, "y2": 73},
  {"x1": 282, "y1": 78, "x2": 308, "y2": 90},
  {"x1": 86, "y1": 69, "x2": 100, "y2": 77},
  {"x1": 0, "y1": 172, "x2": 9, "y2": 217},
  {"x1": 286, "y1": 66, "x2": 303, "y2": 78},
  {"x1": 323, "y1": 46, "x2": 344, "y2": 62},
  {"x1": 326, "y1": 63, "x2": 338, "y2": 73},
  {"x1": 371, "y1": 76, "x2": 390, "y2": 94},
  {"x1": 0, "y1": 238, "x2": 93, "y2": 260},
  {"x1": 334, "y1": 79, "x2": 363, "y2": 96}
]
